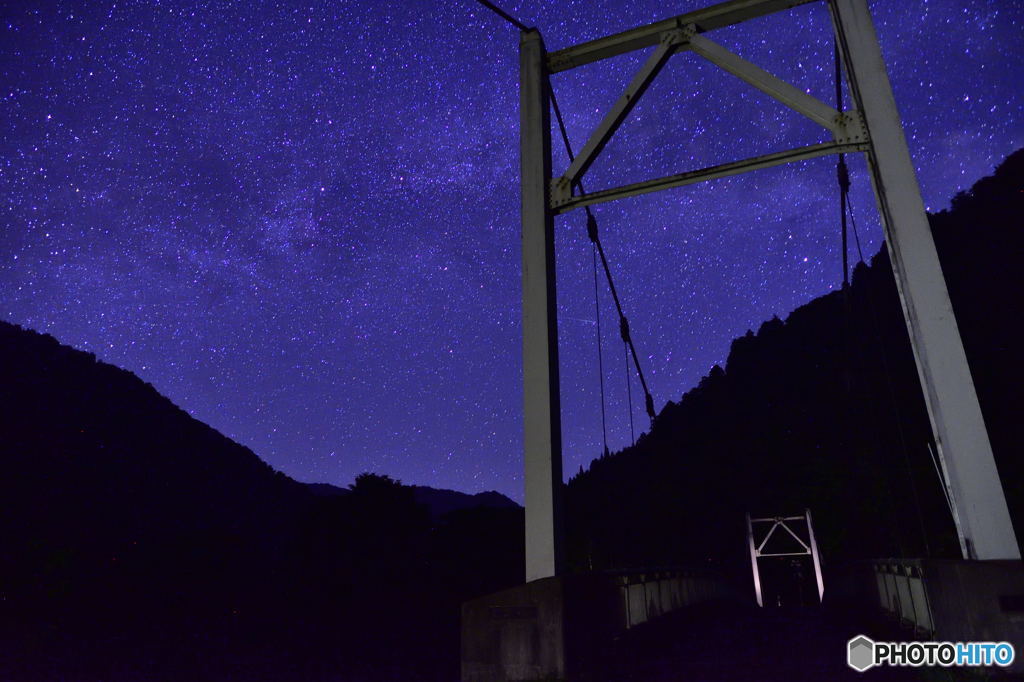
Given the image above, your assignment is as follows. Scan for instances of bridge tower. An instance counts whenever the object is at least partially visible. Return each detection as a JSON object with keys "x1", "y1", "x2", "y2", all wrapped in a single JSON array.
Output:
[{"x1": 519, "y1": 0, "x2": 1020, "y2": 581}]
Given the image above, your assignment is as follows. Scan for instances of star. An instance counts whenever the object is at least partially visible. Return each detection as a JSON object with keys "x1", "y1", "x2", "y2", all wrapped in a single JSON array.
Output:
[{"x1": 1, "y1": 0, "x2": 1021, "y2": 500}]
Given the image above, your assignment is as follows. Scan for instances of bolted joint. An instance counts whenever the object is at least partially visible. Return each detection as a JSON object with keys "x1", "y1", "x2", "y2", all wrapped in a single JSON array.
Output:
[
  {"x1": 550, "y1": 176, "x2": 573, "y2": 208},
  {"x1": 660, "y1": 25, "x2": 690, "y2": 47},
  {"x1": 832, "y1": 109, "x2": 868, "y2": 145},
  {"x1": 619, "y1": 316, "x2": 630, "y2": 343}
]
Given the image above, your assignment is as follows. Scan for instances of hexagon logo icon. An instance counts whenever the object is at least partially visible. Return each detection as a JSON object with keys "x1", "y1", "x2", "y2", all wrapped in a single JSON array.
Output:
[{"x1": 848, "y1": 635, "x2": 875, "y2": 672}]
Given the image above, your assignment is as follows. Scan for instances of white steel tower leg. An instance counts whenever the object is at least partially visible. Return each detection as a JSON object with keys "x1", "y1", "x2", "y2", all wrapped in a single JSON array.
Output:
[
  {"x1": 805, "y1": 509, "x2": 825, "y2": 602},
  {"x1": 520, "y1": 29, "x2": 564, "y2": 582},
  {"x1": 746, "y1": 513, "x2": 764, "y2": 607},
  {"x1": 830, "y1": 0, "x2": 1019, "y2": 560}
]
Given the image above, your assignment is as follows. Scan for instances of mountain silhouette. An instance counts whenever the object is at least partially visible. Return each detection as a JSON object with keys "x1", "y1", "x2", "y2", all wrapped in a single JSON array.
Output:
[
  {"x1": 0, "y1": 326, "x2": 522, "y2": 681},
  {"x1": 2, "y1": 148, "x2": 1021, "y2": 680},
  {"x1": 305, "y1": 480, "x2": 517, "y2": 520}
]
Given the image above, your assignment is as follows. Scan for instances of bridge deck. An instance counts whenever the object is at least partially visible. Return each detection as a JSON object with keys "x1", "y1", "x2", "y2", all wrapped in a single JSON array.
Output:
[{"x1": 589, "y1": 602, "x2": 928, "y2": 681}]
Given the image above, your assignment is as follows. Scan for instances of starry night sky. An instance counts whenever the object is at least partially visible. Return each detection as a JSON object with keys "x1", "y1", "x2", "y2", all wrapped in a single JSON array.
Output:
[{"x1": 2, "y1": 1, "x2": 1021, "y2": 500}]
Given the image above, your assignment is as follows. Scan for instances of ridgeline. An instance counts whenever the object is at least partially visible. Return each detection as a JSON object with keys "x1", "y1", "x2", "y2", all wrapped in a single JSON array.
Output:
[{"x1": 567, "y1": 148, "x2": 1024, "y2": 573}]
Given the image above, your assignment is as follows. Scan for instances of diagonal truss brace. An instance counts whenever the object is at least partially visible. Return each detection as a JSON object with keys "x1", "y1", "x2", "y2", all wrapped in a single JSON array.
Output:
[
  {"x1": 550, "y1": 27, "x2": 868, "y2": 210},
  {"x1": 558, "y1": 28, "x2": 687, "y2": 195},
  {"x1": 687, "y1": 31, "x2": 840, "y2": 132},
  {"x1": 757, "y1": 517, "x2": 811, "y2": 555}
]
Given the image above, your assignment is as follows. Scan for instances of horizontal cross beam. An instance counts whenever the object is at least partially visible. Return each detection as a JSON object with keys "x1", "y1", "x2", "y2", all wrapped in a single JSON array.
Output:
[
  {"x1": 552, "y1": 140, "x2": 868, "y2": 213},
  {"x1": 548, "y1": 0, "x2": 819, "y2": 73}
]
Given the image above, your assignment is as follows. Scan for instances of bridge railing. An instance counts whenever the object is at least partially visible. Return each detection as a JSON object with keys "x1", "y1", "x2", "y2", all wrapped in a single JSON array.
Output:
[
  {"x1": 613, "y1": 568, "x2": 732, "y2": 628},
  {"x1": 872, "y1": 560, "x2": 934, "y2": 635},
  {"x1": 829, "y1": 557, "x2": 1024, "y2": 673}
]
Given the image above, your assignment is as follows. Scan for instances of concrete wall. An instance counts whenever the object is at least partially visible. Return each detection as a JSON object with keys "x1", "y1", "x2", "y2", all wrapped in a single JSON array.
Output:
[
  {"x1": 461, "y1": 570, "x2": 733, "y2": 682},
  {"x1": 461, "y1": 577, "x2": 569, "y2": 682}
]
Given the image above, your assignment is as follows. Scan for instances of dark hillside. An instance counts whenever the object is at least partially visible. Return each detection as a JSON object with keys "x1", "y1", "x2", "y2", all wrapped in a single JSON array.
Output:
[
  {"x1": 305, "y1": 480, "x2": 518, "y2": 520},
  {"x1": 566, "y1": 148, "x2": 1024, "y2": 572},
  {"x1": 0, "y1": 320, "x2": 309, "y2": 603},
  {"x1": 0, "y1": 323, "x2": 523, "y2": 681}
]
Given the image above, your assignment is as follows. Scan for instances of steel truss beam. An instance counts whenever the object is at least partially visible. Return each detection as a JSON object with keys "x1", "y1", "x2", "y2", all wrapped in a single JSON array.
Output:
[
  {"x1": 520, "y1": 29, "x2": 564, "y2": 583},
  {"x1": 551, "y1": 27, "x2": 867, "y2": 207},
  {"x1": 747, "y1": 510, "x2": 825, "y2": 606}
]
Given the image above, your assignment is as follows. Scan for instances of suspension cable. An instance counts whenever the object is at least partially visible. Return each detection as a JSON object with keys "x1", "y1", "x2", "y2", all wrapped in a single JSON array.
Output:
[
  {"x1": 480, "y1": 5, "x2": 658, "y2": 431},
  {"x1": 835, "y1": 42, "x2": 850, "y2": 288},
  {"x1": 471, "y1": 0, "x2": 531, "y2": 31},
  {"x1": 592, "y1": 246, "x2": 610, "y2": 456},
  {"x1": 845, "y1": 171, "x2": 932, "y2": 555},
  {"x1": 834, "y1": 38, "x2": 928, "y2": 554},
  {"x1": 847, "y1": 193, "x2": 866, "y2": 265},
  {"x1": 551, "y1": 88, "x2": 657, "y2": 425},
  {"x1": 624, "y1": 342, "x2": 636, "y2": 445},
  {"x1": 553, "y1": 90, "x2": 612, "y2": 449}
]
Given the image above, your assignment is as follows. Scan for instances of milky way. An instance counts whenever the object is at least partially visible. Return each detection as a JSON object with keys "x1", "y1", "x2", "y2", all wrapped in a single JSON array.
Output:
[{"x1": 2, "y1": 1, "x2": 1021, "y2": 499}]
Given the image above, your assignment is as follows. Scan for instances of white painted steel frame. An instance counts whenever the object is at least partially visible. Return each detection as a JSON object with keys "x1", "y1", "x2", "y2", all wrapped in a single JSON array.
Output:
[
  {"x1": 828, "y1": 0, "x2": 1018, "y2": 560},
  {"x1": 520, "y1": 29, "x2": 564, "y2": 583},
  {"x1": 549, "y1": 27, "x2": 867, "y2": 209},
  {"x1": 561, "y1": 29, "x2": 685, "y2": 190},
  {"x1": 547, "y1": 0, "x2": 819, "y2": 73},
  {"x1": 521, "y1": 0, "x2": 1018, "y2": 584},
  {"x1": 686, "y1": 32, "x2": 841, "y2": 132},
  {"x1": 747, "y1": 510, "x2": 825, "y2": 606}
]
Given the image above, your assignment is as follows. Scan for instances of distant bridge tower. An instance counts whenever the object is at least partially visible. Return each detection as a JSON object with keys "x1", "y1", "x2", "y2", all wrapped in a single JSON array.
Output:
[{"x1": 520, "y1": 0, "x2": 1019, "y2": 581}]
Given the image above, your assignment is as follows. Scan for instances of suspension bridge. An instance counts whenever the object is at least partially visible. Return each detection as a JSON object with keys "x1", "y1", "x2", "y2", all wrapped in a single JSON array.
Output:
[{"x1": 461, "y1": 0, "x2": 1024, "y2": 679}]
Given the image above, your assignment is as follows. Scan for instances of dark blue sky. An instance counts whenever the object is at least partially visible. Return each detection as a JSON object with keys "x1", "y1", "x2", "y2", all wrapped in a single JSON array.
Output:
[{"x1": 2, "y1": 0, "x2": 1021, "y2": 500}]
